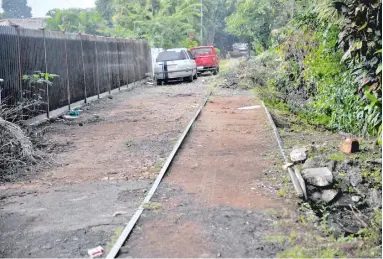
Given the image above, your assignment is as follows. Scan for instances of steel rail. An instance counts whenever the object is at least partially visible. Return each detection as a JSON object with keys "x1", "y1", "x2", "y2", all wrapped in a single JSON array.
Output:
[{"x1": 106, "y1": 93, "x2": 211, "y2": 258}]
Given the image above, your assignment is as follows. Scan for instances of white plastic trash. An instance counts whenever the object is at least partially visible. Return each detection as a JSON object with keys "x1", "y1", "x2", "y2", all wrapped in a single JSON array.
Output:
[{"x1": 88, "y1": 246, "x2": 104, "y2": 258}]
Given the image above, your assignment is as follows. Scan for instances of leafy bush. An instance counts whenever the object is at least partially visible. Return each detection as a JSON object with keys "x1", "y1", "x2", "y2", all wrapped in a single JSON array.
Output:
[{"x1": 247, "y1": 1, "x2": 381, "y2": 140}]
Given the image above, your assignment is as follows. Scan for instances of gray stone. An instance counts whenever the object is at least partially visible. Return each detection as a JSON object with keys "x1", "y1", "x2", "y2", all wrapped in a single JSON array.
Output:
[
  {"x1": 321, "y1": 189, "x2": 339, "y2": 203},
  {"x1": 302, "y1": 167, "x2": 333, "y2": 187},
  {"x1": 349, "y1": 169, "x2": 363, "y2": 187},
  {"x1": 367, "y1": 189, "x2": 382, "y2": 208},
  {"x1": 302, "y1": 156, "x2": 328, "y2": 170},
  {"x1": 290, "y1": 148, "x2": 308, "y2": 162},
  {"x1": 351, "y1": 196, "x2": 361, "y2": 202},
  {"x1": 326, "y1": 160, "x2": 336, "y2": 171},
  {"x1": 311, "y1": 192, "x2": 322, "y2": 201}
]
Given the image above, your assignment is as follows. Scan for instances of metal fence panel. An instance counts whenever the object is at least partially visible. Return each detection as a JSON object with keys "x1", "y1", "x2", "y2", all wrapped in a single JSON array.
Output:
[
  {"x1": 0, "y1": 26, "x2": 19, "y2": 106},
  {"x1": 45, "y1": 31, "x2": 68, "y2": 111},
  {"x1": 0, "y1": 26, "x2": 152, "y2": 118},
  {"x1": 19, "y1": 28, "x2": 47, "y2": 116},
  {"x1": 66, "y1": 33, "x2": 85, "y2": 104}
]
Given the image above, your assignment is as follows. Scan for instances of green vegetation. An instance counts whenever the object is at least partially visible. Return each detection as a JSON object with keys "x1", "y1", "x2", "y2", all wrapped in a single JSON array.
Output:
[
  {"x1": 44, "y1": 0, "x2": 240, "y2": 53},
  {"x1": 125, "y1": 140, "x2": 134, "y2": 147},
  {"x1": 46, "y1": 8, "x2": 105, "y2": 34},
  {"x1": 243, "y1": 0, "x2": 381, "y2": 144},
  {"x1": 142, "y1": 202, "x2": 162, "y2": 210},
  {"x1": 327, "y1": 152, "x2": 346, "y2": 162},
  {"x1": 277, "y1": 188, "x2": 287, "y2": 197},
  {"x1": 278, "y1": 246, "x2": 345, "y2": 258}
]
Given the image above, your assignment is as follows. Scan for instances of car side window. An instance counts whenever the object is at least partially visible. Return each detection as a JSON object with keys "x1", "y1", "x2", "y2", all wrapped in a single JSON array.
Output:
[
  {"x1": 182, "y1": 50, "x2": 189, "y2": 59},
  {"x1": 186, "y1": 50, "x2": 193, "y2": 60}
]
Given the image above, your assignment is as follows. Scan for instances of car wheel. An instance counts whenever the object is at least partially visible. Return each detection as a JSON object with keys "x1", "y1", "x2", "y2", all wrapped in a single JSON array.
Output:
[
  {"x1": 193, "y1": 69, "x2": 198, "y2": 80},
  {"x1": 156, "y1": 79, "x2": 163, "y2": 85},
  {"x1": 213, "y1": 68, "x2": 218, "y2": 75},
  {"x1": 185, "y1": 73, "x2": 193, "y2": 82}
]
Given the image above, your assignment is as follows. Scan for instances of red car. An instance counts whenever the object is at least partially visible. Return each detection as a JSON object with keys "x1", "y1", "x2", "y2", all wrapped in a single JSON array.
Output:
[{"x1": 190, "y1": 46, "x2": 220, "y2": 75}]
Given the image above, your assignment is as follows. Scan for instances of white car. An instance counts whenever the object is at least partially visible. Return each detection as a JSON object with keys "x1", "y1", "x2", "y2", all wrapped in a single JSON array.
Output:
[{"x1": 154, "y1": 48, "x2": 198, "y2": 85}]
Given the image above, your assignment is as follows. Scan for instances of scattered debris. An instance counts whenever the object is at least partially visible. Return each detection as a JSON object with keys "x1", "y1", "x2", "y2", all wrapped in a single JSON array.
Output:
[
  {"x1": 88, "y1": 246, "x2": 104, "y2": 258},
  {"x1": 112, "y1": 211, "x2": 130, "y2": 217},
  {"x1": 290, "y1": 147, "x2": 308, "y2": 162},
  {"x1": 219, "y1": 71, "x2": 240, "y2": 88},
  {"x1": 108, "y1": 95, "x2": 114, "y2": 99},
  {"x1": 339, "y1": 138, "x2": 359, "y2": 154},
  {"x1": 68, "y1": 110, "x2": 81, "y2": 116},
  {"x1": 301, "y1": 167, "x2": 333, "y2": 187},
  {"x1": 62, "y1": 115, "x2": 78, "y2": 120}
]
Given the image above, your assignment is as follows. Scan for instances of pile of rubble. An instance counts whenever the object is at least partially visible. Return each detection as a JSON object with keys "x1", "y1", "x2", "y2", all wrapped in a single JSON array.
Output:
[
  {"x1": 286, "y1": 138, "x2": 382, "y2": 236},
  {"x1": 219, "y1": 71, "x2": 241, "y2": 89}
]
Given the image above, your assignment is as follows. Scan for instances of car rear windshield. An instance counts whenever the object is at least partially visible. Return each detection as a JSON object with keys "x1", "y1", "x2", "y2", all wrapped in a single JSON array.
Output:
[
  {"x1": 191, "y1": 48, "x2": 212, "y2": 56},
  {"x1": 157, "y1": 51, "x2": 186, "y2": 61}
]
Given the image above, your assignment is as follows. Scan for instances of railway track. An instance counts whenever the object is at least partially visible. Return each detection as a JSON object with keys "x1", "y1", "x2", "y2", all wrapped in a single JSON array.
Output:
[
  {"x1": 106, "y1": 94, "x2": 210, "y2": 258},
  {"x1": 106, "y1": 93, "x2": 302, "y2": 258}
]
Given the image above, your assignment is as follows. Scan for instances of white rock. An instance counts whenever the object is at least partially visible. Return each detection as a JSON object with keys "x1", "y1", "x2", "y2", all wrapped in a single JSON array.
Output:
[
  {"x1": 290, "y1": 148, "x2": 308, "y2": 162},
  {"x1": 352, "y1": 196, "x2": 361, "y2": 202},
  {"x1": 302, "y1": 167, "x2": 333, "y2": 187}
]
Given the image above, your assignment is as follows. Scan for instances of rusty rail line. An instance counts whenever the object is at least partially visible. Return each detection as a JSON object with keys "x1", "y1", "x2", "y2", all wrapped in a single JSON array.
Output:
[{"x1": 106, "y1": 93, "x2": 210, "y2": 258}]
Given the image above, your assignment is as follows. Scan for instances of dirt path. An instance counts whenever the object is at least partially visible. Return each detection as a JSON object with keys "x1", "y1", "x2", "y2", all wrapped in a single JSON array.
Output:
[
  {"x1": 119, "y1": 91, "x2": 297, "y2": 257},
  {"x1": 0, "y1": 80, "x2": 209, "y2": 257}
]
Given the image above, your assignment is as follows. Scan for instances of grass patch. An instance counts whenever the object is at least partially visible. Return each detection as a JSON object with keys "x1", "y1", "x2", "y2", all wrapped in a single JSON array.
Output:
[
  {"x1": 106, "y1": 226, "x2": 124, "y2": 252},
  {"x1": 142, "y1": 202, "x2": 162, "y2": 211},
  {"x1": 149, "y1": 161, "x2": 163, "y2": 174},
  {"x1": 125, "y1": 140, "x2": 134, "y2": 147},
  {"x1": 219, "y1": 59, "x2": 232, "y2": 73},
  {"x1": 278, "y1": 246, "x2": 345, "y2": 258},
  {"x1": 327, "y1": 152, "x2": 346, "y2": 162},
  {"x1": 278, "y1": 188, "x2": 287, "y2": 197}
]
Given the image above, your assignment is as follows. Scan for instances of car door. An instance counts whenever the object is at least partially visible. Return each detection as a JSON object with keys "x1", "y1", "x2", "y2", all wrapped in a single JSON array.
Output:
[{"x1": 186, "y1": 50, "x2": 196, "y2": 70}]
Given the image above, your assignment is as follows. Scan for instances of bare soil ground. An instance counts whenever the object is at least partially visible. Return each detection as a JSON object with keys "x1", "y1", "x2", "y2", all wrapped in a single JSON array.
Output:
[
  {"x1": 119, "y1": 90, "x2": 301, "y2": 258},
  {"x1": 0, "y1": 80, "x2": 209, "y2": 257}
]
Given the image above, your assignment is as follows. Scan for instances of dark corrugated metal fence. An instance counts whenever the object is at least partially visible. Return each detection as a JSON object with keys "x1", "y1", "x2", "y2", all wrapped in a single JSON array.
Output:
[{"x1": 0, "y1": 26, "x2": 151, "y2": 118}]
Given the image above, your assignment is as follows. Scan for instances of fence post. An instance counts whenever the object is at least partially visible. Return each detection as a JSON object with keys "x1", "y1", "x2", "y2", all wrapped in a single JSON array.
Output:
[
  {"x1": 106, "y1": 38, "x2": 111, "y2": 94},
  {"x1": 115, "y1": 38, "x2": 121, "y2": 91},
  {"x1": 131, "y1": 40, "x2": 137, "y2": 86},
  {"x1": 123, "y1": 39, "x2": 129, "y2": 86},
  {"x1": 41, "y1": 28, "x2": 50, "y2": 118},
  {"x1": 63, "y1": 31, "x2": 71, "y2": 110},
  {"x1": 79, "y1": 33, "x2": 87, "y2": 103},
  {"x1": 94, "y1": 35, "x2": 100, "y2": 99},
  {"x1": 12, "y1": 25, "x2": 23, "y2": 105}
]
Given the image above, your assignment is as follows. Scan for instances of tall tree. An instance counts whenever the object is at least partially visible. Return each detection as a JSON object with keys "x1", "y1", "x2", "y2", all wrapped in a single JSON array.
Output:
[
  {"x1": 95, "y1": 0, "x2": 116, "y2": 26},
  {"x1": 2, "y1": 0, "x2": 32, "y2": 19},
  {"x1": 110, "y1": 0, "x2": 201, "y2": 48},
  {"x1": 225, "y1": 0, "x2": 295, "y2": 51},
  {"x1": 45, "y1": 8, "x2": 106, "y2": 35}
]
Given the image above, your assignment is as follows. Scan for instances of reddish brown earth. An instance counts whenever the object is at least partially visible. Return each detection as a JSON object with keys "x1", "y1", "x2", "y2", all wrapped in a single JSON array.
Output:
[
  {"x1": 0, "y1": 81, "x2": 209, "y2": 258},
  {"x1": 120, "y1": 94, "x2": 295, "y2": 258}
]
